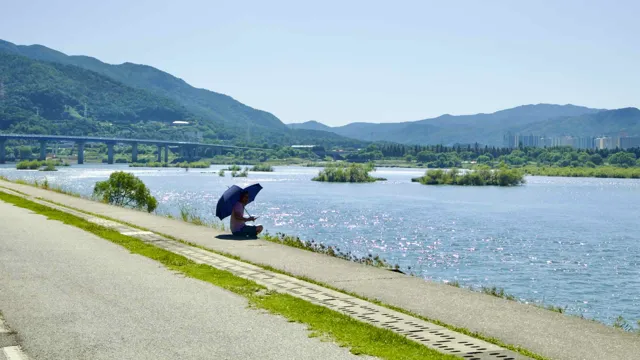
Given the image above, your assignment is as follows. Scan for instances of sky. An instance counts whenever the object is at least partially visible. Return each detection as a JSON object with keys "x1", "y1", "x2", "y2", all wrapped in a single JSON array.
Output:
[{"x1": 2, "y1": 0, "x2": 639, "y2": 126}]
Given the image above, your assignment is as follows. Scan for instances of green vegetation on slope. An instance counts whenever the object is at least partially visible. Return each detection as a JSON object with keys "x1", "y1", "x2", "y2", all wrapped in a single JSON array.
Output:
[
  {"x1": 0, "y1": 52, "x2": 190, "y2": 134},
  {"x1": 0, "y1": 39, "x2": 370, "y2": 148}
]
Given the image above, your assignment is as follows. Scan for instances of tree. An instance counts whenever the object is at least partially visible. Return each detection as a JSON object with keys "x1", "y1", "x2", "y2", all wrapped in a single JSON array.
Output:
[
  {"x1": 477, "y1": 155, "x2": 491, "y2": 163},
  {"x1": 19, "y1": 146, "x2": 32, "y2": 160},
  {"x1": 416, "y1": 150, "x2": 437, "y2": 163},
  {"x1": 93, "y1": 171, "x2": 158, "y2": 212},
  {"x1": 589, "y1": 153, "x2": 604, "y2": 165},
  {"x1": 608, "y1": 152, "x2": 636, "y2": 167}
]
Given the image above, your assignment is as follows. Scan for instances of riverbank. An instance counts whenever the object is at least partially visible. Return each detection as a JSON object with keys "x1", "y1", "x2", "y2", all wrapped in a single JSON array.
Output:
[
  {"x1": 1, "y1": 179, "x2": 639, "y2": 360},
  {"x1": 522, "y1": 165, "x2": 640, "y2": 178},
  {"x1": 1, "y1": 164, "x2": 638, "y2": 328}
]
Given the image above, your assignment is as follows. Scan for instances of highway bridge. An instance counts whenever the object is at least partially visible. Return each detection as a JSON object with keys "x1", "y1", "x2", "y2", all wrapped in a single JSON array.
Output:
[{"x1": 0, "y1": 134, "x2": 255, "y2": 164}]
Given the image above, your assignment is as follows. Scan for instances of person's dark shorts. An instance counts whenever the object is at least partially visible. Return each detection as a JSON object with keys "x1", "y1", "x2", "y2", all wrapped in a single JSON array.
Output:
[{"x1": 232, "y1": 225, "x2": 258, "y2": 237}]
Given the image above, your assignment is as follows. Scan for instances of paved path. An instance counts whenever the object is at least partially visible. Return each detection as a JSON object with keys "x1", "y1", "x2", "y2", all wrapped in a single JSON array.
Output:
[
  {"x1": 0, "y1": 200, "x2": 369, "y2": 360},
  {"x1": 2, "y1": 180, "x2": 640, "y2": 360}
]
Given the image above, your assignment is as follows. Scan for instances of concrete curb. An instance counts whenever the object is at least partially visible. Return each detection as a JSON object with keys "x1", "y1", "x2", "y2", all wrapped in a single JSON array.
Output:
[{"x1": 0, "y1": 316, "x2": 29, "y2": 360}]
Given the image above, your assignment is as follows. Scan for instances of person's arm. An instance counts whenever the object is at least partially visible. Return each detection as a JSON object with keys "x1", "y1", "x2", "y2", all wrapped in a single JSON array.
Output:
[{"x1": 233, "y1": 205, "x2": 253, "y2": 222}]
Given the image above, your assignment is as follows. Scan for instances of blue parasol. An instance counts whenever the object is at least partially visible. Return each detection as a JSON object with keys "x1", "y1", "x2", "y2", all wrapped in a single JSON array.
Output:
[{"x1": 215, "y1": 183, "x2": 262, "y2": 220}]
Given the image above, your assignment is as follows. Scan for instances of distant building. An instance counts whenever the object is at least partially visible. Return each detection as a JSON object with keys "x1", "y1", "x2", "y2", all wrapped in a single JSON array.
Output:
[
  {"x1": 619, "y1": 137, "x2": 640, "y2": 149},
  {"x1": 503, "y1": 133, "x2": 640, "y2": 150}
]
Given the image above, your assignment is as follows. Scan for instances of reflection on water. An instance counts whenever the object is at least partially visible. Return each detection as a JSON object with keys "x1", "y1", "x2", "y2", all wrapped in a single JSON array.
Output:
[{"x1": 1, "y1": 163, "x2": 639, "y2": 325}]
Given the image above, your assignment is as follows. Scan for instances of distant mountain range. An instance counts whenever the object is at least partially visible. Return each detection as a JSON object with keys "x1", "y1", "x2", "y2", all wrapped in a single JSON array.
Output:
[
  {"x1": 3, "y1": 39, "x2": 638, "y2": 147},
  {"x1": 290, "y1": 104, "x2": 640, "y2": 146},
  {"x1": 0, "y1": 39, "x2": 366, "y2": 147}
]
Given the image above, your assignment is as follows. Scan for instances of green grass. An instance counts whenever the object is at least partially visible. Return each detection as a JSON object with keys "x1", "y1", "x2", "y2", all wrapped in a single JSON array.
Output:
[
  {"x1": 0, "y1": 177, "x2": 81, "y2": 198},
  {"x1": 481, "y1": 286, "x2": 517, "y2": 301},
  {"x1": 522, "y1": 165, "x2": 640, "y2": 178},
  {"x1": 262, "y1": 232, "x2": 399, "y2": 270},
  {"x1": 0, "y1": 190, "x2": 458, "y2": 360},
  {"x1": 178, "y1": 206, "x2": 226, "y2": 231}
]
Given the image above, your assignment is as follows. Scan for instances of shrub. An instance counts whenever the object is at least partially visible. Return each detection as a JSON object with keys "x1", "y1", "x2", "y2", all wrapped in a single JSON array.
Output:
[
  {"x1": 414, "y1": 168, "x2": 525, "y2": 186},
  {"x1": 312, "y1": 163, "x2": 379, "y2": 183},
  {"x1": 251, "y1": 163, "x2": 274, "y2": 172},
  {"x1": 93, "y1": 171, "x2": 157, "y2": 212}
]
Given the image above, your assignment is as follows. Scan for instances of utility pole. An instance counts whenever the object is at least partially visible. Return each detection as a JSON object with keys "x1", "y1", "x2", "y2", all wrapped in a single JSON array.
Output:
[{"x1": 84, "y1": 103, "x2": 87, "y2": 118}]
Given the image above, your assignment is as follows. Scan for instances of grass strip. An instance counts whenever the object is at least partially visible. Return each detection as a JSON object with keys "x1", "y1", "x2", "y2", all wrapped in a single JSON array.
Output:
[
  {"x1": 0, "y1": 190, "x2": 458, "y2": 360},
  {"x1": 20, "y1": 193, "x2": 548, "y2": 360}
]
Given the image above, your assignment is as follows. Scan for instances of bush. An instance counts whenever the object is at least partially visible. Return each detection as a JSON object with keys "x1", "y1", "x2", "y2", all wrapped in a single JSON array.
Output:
[
  {"x1": 93, "y1": 171, "x2": 158, "y2": 212},
  {"x1": 414, "y1": 168, "x2": 525, "y2": 186},
  {"x1": 39, "y1": 163, "x2": 58, "y2": 172},
  {"x1": 231, "y1": 168, "x2": 249, "y2": 177},
  {"x1": 251, "y1": 163, "x2": 274, "y2": 172},
  {"x1": 312, "y1": 163, "x2": 379, "y2": 183}
]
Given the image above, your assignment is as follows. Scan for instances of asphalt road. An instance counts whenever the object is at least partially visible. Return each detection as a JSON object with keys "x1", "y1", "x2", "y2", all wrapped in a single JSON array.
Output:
[{"x1": 0, "y1": 200, "x2": 368, "y2": 360}]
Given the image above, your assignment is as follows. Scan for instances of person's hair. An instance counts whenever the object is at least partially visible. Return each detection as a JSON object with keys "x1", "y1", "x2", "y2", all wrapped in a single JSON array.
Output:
[{"x1": 240, "y1": 191, "x2": 249, "y2": 198}]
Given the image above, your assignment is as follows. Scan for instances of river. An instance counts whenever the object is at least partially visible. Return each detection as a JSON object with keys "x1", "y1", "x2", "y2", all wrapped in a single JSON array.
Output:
[{"x1": 1, "y1": 163, "x2": 638, "y2": 327}]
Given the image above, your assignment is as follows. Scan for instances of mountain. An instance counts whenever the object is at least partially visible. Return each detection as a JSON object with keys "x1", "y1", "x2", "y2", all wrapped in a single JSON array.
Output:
[
  {"x1": 289, "y1": 104, "x2": 604, "y2": 145},
  {"x1": 0, "y1": 39, "x2": 368, "y2": 147},
  {"x1": 288, "y1": 120, "x2": 332, "y2": 132},
  {"x1": 0, "y1": 39, "x2": 284, "y2": 131},
  {"x1": 0, "y1": 51, "x2": 193, "y2": 137},
  {"x1": 515, "y1": 107, "x2": 640, "y2": 137}
]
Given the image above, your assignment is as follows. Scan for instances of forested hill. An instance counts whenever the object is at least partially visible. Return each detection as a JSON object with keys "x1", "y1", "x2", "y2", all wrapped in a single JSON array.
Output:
[
  {"x1": 0, "y1": 39, "x2": 285, "y2": 131},
  {"x1": 0, "y1": 51, "x2": 192, "y2": 135},
  {"x1": 0, "y1": 39, "x2": 370, "y2": 147}
]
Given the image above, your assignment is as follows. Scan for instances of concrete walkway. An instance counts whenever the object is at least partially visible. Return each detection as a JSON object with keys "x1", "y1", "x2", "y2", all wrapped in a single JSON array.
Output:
[
  {"x1": 0, "y1": 199, "x2": 370, "y2": 360},
  {"x1": 1, "y1": 180, "x2": 639, "y2": 360}
]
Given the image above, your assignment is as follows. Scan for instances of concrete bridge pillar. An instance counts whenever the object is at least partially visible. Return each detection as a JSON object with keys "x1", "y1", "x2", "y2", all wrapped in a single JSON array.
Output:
[
  {"x1": 77, "y1": 142, "x2": 85, "y2": 165},
  {"x1": 180, "y1": 146, "x2": 186, "y2": 158},
  {"x1": 131, "y1": 143, "x2": 138, "y2": 163},
  {"x1": 107, "y1": 142, "x2": 115, "y2": 164},
  {"x1": 0, "y1": 139, "x2": 5, "y2": 164},
  {"x1": 39, "y1": 140, "x2": 47, "y2": 161},
  {"x1": 164, "y1": 145, "x2": 169, "y2": 163},
  {"x1": 157, "y1": 144, "x2": 162, "y2": 162}
]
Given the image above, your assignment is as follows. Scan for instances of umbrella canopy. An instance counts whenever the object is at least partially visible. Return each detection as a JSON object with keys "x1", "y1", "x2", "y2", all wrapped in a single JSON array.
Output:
[{"x1": 215, "y1": 183, "x2": 263, "y2": 220}]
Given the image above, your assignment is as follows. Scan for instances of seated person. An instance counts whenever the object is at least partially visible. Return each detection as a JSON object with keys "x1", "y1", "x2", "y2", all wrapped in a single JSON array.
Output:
[{"x1": 230, "y1": 191, "x2": 263, "y2": 237}]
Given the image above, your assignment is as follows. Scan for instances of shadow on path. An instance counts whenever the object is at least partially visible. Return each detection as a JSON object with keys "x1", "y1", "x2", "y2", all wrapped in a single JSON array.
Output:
[{"x1": 215, "y1": 234, "x2": 258, "y2": 241}]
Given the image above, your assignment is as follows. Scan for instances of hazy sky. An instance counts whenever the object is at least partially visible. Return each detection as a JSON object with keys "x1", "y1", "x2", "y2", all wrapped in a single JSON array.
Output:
[{"x1": 2, "y1": 0, "x2": 639, "y2": 126}]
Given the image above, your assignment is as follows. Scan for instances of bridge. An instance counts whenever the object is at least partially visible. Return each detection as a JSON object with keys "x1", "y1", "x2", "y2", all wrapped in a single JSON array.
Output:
[{"x1": 0, "y1": 134, "x2": 255, "y2": 164}]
